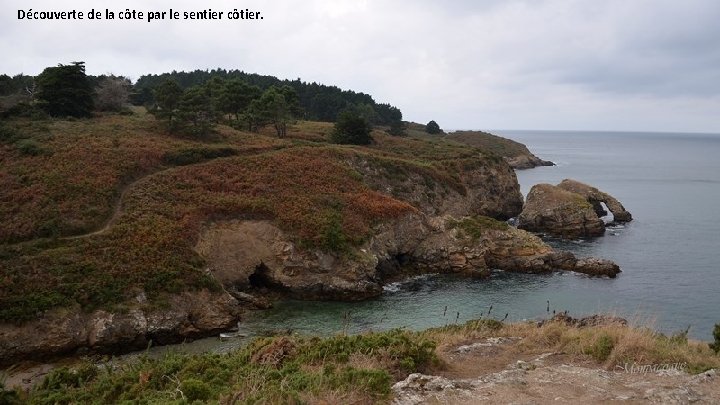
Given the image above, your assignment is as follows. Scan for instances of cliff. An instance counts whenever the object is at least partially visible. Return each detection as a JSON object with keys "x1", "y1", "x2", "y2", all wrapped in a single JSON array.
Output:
[
  {"x1": 445, "y1": 130, "x2": 554, "y2": 169},
  {"x1": 0, "y1": 114, "x2": 615, "y2": 364}
]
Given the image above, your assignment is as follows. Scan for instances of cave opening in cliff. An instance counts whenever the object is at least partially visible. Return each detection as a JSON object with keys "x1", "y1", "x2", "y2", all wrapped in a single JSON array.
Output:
[
  {"x1": 248, "y1": 263, "x2": 273, "y2": 289},
  {"x1": 376, "y1": 252, "x2": 414, "y2": 281},
  {"x1": 598, "y1": 202, "x2": 614, "y2": 224}
]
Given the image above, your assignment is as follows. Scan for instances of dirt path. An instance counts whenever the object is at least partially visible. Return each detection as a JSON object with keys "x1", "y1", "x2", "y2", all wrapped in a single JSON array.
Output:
[
  {"x1": 393, "y1": 337, "x2": 720, "y2": 404},
  {"x1": 61, "y1": 175, "x2": 142, "y2": 240},
  {"x1": 60, "y1": 148, "x2": 281, "y2": 241}
]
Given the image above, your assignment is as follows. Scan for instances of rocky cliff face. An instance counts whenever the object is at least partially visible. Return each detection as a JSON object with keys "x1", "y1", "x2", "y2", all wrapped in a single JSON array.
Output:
[
  {"x1": 0, "y1": 290, "x2": 239, "y2": 367},
  {"x1": 347, "y1": 156, "x2": 524, "y2": 219},
  {"x1": 557, "y1": 179, "x2": 633, "y2": 222},
  {"x1": 518, "y1": 183, "x2": 606, "y2": 238},
  {"x1": 518, "y1": 180, "x2": 632, "y2": 238},
  {"x1": 504, "y1": 154, "x2": 555, "y2": 170},
  {"x1": 0, "y1": 153, "x2": 620, "y2": 365},
  {"x1": 194, "y1": 213, "x2": 620, "y2": 308}
]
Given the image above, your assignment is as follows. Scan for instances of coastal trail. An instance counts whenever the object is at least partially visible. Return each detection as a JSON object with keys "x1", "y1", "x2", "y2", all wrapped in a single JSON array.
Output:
[{"x1": 394, "y1": 337, "x2": 720, "y2": 404}]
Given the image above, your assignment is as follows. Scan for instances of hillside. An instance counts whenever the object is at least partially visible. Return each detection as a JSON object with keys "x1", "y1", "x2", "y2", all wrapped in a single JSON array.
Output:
[
  {"x1": 1, "y1": 109, "x2": 611, "y2": 365},
  {"x1": 446, "y1": 130, "x2": 554, "y2": 169}
]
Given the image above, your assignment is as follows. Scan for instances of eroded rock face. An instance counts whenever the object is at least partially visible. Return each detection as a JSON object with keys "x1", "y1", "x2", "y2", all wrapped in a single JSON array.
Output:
[
  {"x1": 557, "y1": 179, "x2": 632, "y2": 222},
  {"x1": 0, "y1": 290, "x2": 239, "y2": 367},
  {"x1": 518, "y1": 180, "x2": 632, "y2": 239},
  {"x1": 194, "y1": 213, "x2": 620, "y2": 306},
  {"x1": 518, "y1": 183, "x2": 606, "y2": 238},
  {"x1": 348, "y1": 156, "x2": 524, "y2": 220},
  {"x1": 505, "y1": 155, "x2": 555, "y2": 170}
]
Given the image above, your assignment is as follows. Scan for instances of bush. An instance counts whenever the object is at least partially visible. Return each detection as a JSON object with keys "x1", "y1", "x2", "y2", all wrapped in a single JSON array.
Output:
[
  {"x1": 331, "y1": 110, "x2": 372, "y2": 145},
  {"x1": 181, "y1": 378, "x2": 212, "y2": 402},
  {"x1": 586, "y1": 334, "x2": 614, "y2": 362},
  {"x1": 388, "y1": 120, "x2": 406, "y2": 136},
  {"x1": 162, "y1": 147, "x2": 238, "y2": 166},
  {"x1": 425, "y1": 120, "x2": 441, "y2": 134},
  {"x1": 14, "y1": 138, "x2": 46, "y2": 156},
  {"x1": 0, "y1": 123, "x2": 18, "y2": 142},
  {"x1": 711, "y1": 323, "x2": 720, "y2": 353}
]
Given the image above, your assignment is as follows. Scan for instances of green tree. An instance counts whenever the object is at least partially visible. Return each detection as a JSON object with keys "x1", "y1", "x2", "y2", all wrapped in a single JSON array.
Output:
[
  {"x1": 0, "y1": 74, "x2": 13, "y2": 96},
  {"x1": 177, "y1": 85, "x2": 216, "y2": 136},
  {"x1": 150, "y1": 79, "x2": 183, "y2": 131},
  {"x1": 219, "y1": 78, "x2": 261, "y2": 122},
  {"x1": 36, "y1": 62, "x2": 94, "y2": 117},
  {"x1": 249, "y1": 86, "x2": 298, "y2": 137},
  {"x1": 331, "y1": 110, "x2": 372, "y2": 145},
  {"x1": 425, "y1": 120, "x2": 441, "y2": 134}
]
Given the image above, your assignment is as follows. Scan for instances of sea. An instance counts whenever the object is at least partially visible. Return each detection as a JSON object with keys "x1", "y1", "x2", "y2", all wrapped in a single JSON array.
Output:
[{"x1": 153, "y1": 130, "x2": 720, "y2": 355}]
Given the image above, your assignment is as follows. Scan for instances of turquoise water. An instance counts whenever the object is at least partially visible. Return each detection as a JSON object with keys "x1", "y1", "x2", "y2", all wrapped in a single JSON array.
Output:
[{"x1": 226, "y1": 131, "x2": 720, "y2": 343}]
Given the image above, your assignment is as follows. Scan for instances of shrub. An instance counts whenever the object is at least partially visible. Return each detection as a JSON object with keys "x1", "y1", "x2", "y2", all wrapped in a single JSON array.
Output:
[
  {"x1": 711, "y1": 323, "x2": 720, "y2": 354},
  {"x1": 425, "y1": 120, "x2": 441, "y2": 134},
  {"x1": 331, "y1": 110, "x2": 372, "y2": 145},
  {"x1": 0, "y1": 122, "x2": 18, "y2": 142},
  {"x1": 585, "y1": 334, "x2": 614, "y2": 362},
  {"x1": 162, "y1": 147, "x2": 238, "y2": 166},
  {"x1": 181, "y1": 378, "x2": 212, "y2": 401},
  {"x1": 14, "y1": 138, "x2": 46, "y2": 156}
]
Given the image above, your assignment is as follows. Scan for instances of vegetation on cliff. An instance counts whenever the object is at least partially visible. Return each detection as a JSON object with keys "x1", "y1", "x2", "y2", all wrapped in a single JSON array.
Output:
[
  {"x1": 446, "y1": 130, "x2": 554, "y2": 169},
  {"x1": 5, "y1": 317, "x2": 719, "y2": 403},
  {"x1": 0, "y1": 109, "x2": 514, "y2": 323}
]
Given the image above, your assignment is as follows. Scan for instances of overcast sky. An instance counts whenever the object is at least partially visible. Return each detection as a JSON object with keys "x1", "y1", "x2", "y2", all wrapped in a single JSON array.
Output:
[{"x1": 2, "y1": 0, "x2": 719, "y2": 132}]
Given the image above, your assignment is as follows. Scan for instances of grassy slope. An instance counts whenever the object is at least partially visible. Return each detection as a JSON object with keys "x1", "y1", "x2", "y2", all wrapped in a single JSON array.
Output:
[
  {"x1": 445, "y1": 130, "x2": 535, "y2": 158},
  {"x1": 6, "y1": 318, "x2": 719, "y2": 404},
  {"x1": 0, "y1": 114, "x2": 504, "y2": 322}
]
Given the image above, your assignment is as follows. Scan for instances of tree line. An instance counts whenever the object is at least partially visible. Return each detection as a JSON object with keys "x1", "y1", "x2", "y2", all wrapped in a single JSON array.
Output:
[
  {"x1": 131, "y1": 68, "x2": 402, "y2": 126},
  {"x1": 0, "y1": 63, "x2": 406, "y2": 140},
  {"x1": 1, "y1": 63, "x2": 457, "y2": 146}
]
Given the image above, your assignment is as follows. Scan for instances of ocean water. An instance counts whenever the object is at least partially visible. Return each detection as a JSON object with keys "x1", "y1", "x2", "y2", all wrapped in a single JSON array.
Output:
[{"x1": 190, "y1": 130, "x2": 720, "y2": 353}]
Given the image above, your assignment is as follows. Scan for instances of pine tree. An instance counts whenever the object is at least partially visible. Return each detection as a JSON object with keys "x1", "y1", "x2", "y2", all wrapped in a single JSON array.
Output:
[
  {"x1": 150, "y1": 79, "x2": 183, "y2": 131},
  {"x1": 36, "y1": 62, "x2": 94, "y2": 117}
]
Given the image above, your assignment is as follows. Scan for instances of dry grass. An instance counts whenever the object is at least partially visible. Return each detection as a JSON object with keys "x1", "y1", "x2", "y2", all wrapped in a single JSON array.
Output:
[
  {"x1": 423, "y1": 317, "x2": 720, "y2": 374},
  {"x1": 445, "y1": 130, "x2": 533, "y2": 158}
]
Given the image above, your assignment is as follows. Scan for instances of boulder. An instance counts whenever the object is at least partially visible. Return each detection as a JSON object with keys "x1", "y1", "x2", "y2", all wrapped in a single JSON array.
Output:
[
  {"x1": 574, "y1": 257, "x2": 621, "y2": 277},
  {"x1": 518, "y1": 184, "x2": 606, "y2": 238}
]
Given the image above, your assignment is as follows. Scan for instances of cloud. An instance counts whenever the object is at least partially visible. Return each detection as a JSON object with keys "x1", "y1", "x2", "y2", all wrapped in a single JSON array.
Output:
[{"x1": 1, "y1": 0, "x2": 719, "y2": 132}]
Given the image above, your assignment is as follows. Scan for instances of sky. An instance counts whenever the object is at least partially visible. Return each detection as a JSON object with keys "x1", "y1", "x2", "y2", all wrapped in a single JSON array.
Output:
[{"x1": 2, "y1": 0, "x2": 719, "y2": 132}]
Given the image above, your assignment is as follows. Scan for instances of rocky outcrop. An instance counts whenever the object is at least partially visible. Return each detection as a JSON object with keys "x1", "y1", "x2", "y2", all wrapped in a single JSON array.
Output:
[
  {"x1": 0, "y1": 290, "x2": 240, "y2": 367},
  {"x1": 347, "y1": 155, "x2": 524, "y2": 220},
  {"x1": 518, "y1": 180, "x2": 632, "y2": 238},
  {"x1": 393, "y1": 357, "x2": 718, "y2": 405},
  {"x1": 505, "y1": 155, "x2": 555, "y2": 170},
  {"x1": 445, "y1": 130, "x2": 554, "y2": 170},
  {"x1": 518, "y1": 183, "x2": 606, "y2": 238},
  {"x1": 557, "y1": 179, "x2": 632, "y2": 222},
  {"x1": 0, "y1": 216, "x2": 620, "y2": 364},
  {"x1": 194, "y1": 213, "x2": 620, "y2": 306}
]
